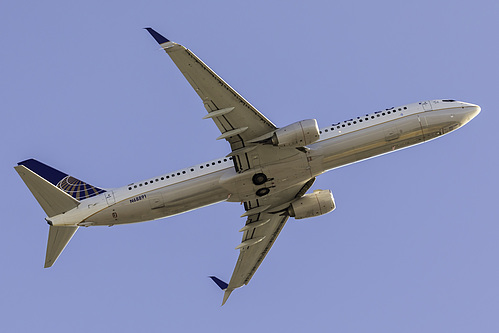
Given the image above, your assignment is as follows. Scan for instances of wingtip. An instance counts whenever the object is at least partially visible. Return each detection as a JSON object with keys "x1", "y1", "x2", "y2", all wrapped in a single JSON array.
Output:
[
  {"x1": 209, "y1": 276, "x2": 233, "y2": 306},
  {"x1": 221, "y1": 289, "x2": 233, "y2": 306},
  {"x1": 144, "y1": 27, "x2": 170, "y2": 44},
  {"x1": 209, "y1": 276, "x2": 228, "y2": 290}
]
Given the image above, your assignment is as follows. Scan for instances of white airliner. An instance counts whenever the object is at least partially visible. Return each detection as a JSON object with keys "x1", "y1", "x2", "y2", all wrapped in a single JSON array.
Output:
[{"x1": 15, "y1": 28, "x2": 480, "y2": 305}]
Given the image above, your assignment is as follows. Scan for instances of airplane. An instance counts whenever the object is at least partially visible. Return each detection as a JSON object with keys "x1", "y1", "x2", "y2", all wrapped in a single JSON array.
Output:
[{"x1": 14, "y1": 28, "x2": 481, "y2": 305}]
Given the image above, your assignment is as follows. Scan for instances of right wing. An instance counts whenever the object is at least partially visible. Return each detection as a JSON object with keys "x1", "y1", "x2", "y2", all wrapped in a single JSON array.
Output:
[
  {"x1": 220, "y1": 212, "x2": 289, "y2": 305},
  {"x1": 145, "y1": 28, "x2": 277, "y2": 152},
  {"x1": 216, "y1": 178, "x2": 316, "y2": 305}
]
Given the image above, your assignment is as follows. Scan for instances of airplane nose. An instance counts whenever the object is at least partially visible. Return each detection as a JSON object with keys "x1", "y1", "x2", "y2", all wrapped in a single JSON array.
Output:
[
  {"x1": 459, "y1": 103, "x2": 481, "y2": 125},
  {"x1": 465, "y1": 103, "x2": 481, "y2": 120}
]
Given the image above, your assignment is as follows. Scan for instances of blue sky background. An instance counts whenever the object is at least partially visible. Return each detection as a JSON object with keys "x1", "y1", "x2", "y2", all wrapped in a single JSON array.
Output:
[{"x1": 2, "y1": 0, "x2": 498, "y2": 331}]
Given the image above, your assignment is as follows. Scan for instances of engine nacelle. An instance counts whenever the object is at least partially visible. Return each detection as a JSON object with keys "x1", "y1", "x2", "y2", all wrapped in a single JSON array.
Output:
[
  {"x1": 288, "y1": 189, "x2": 335, "y2": 219},
  {"x1": 272, "y1": 119, "x2": 320, "y2": 147}
]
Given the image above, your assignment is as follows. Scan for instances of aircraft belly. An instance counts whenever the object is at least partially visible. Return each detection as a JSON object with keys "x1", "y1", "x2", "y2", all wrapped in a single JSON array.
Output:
[
  {"x1": 86, "y1": 171, "x2": 230, "y2": 225},
  {"x1": 220, "y1": 152, "x2": 313, "y2": 202},
  {"x1": 316, "y1": 115, "x2": 425, "y2": 171}
]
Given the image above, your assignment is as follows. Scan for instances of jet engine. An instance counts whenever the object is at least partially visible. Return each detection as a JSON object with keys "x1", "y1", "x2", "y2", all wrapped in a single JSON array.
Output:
[
  {"x1": 288, "y1": 189, "x2": 335, "y2": 219},
  {"x1": 271, "y1": 119, "x2": 320, "y2": 147}
]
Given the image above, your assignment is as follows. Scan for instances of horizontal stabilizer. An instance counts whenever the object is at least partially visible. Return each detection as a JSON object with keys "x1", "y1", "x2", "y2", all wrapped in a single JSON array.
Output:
[
  {"x1": 45, "y1": 226, "x2": 78, "y2": 268},
  {"x1": 14, "y1": 165, "x2": 79, "y2": 217}
]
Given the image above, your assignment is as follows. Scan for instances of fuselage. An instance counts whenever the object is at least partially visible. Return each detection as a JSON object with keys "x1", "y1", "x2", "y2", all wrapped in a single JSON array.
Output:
[{"x1": 47, "y1": 99, "x2": 480, "y2": 227}]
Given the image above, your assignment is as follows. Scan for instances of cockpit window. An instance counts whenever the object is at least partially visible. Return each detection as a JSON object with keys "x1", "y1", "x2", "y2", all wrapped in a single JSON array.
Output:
[{"x1": 442, "y1": 99, "x2": 456, "y2": 102}]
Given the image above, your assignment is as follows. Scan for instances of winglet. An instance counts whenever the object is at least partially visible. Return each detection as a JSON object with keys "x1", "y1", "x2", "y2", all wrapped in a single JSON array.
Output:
[
  {"x1": 209, "y1": 276, "x2": 233, "y2": 306},
  {"x1": 209, "y1": 276, "x2": 228, "y2": 290},
  {"x1": 144, "y1": 28, "x2": 170, "y2": 44}
]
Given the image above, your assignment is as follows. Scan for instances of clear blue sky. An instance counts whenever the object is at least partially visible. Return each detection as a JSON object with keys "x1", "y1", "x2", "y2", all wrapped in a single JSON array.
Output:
[{"x1": 2, "y1": 1, "x2": 498, "y2": 331}]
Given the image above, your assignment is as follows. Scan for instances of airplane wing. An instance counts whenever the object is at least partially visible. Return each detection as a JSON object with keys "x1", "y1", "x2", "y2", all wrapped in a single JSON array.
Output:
[
  {"x1": 221, "y1": 212, "x2": 289, "y2": 305},
  {"x1": 146, "y1": 29, "x2": 315, "y2": 305},
  {"x1": 145, "y1": 28, "x2": 277, "y2": 154},
  {"x1": 215, "y1": 178, "x2": 316, "y2": 305}
]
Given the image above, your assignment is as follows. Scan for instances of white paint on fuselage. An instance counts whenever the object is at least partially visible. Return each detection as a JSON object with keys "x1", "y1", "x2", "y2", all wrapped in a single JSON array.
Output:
[{"x1": 48, "y1": 100, "x2": 480, "y2": 227}]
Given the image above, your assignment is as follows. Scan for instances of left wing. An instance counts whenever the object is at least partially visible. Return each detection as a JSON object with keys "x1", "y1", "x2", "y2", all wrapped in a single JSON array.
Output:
[
  {"x1": 145, "y1": 29, "x2": 306, "y2": 174},
  {"x1": 145, "y1": 28, "x2": 277, "y2": 154}
]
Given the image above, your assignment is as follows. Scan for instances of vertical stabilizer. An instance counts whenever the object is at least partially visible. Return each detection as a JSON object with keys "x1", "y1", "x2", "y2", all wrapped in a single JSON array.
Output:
[
  {"x1": 45, "y1": 226, "x2": 78, "y2": 268},
  {"x1": 16, "y1": 159, "x2": 105, "y2": 202},
  {"x1": 14, "y1": 159, "x2": 97, "y2": 268}
]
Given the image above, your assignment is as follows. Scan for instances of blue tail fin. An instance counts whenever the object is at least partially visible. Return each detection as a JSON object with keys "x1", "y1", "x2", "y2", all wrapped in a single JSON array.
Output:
[{"x1": 17, "y1": 159, "x2": 106, "y2": 201}]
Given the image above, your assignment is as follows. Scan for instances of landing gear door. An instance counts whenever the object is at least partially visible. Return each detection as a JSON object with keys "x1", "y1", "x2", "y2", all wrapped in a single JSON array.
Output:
[
  {"x1": 421, "y1": 101, "x2": 432, "y2": 111},
  {"x1": 105, "y1": 191, "x2": 116, "y2": 206}
]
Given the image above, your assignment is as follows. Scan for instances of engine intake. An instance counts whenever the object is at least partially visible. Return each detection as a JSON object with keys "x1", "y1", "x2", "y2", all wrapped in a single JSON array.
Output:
[
  {"x1": 288, "y1": 189, "x2": 335, "y2": 219},
  {"x1": 272, "y1": 119, "x2": 320, "y2": 147}
]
